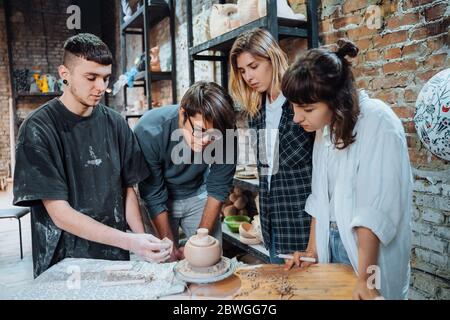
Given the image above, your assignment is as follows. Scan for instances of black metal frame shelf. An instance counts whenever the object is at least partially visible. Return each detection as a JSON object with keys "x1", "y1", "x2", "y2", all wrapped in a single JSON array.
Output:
[
  {"x1": 127, "y1": 71, "x2": 173, "y2": 87},
  {"x1": 189, "y1": 17, "x2": 308, "y2": 56},
  {"x1": 186, "y1": 0, "x2": 319, "y2": 89},
  {"x1": 120, "y1": 0, "x2": 170, "y2": 32},
  {"x1": 120, "y1": 0, "x2": 177, "y2": 113}
]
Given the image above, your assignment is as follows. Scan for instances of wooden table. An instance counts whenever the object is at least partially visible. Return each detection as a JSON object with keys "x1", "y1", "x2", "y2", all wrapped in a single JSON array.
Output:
[{"x1": 169, "y1": 263, "x2": 357, "y2": 300}]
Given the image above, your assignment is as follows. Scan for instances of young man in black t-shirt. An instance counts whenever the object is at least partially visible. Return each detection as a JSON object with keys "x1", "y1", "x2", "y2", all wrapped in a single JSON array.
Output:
[{"x1": 13, "y1": 33, "x2": 170, "y2": 277}]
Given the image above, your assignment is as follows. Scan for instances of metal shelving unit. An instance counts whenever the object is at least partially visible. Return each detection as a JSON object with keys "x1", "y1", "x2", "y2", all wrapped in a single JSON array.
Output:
[
  {"x1": 120, "y1": 0, "x2": 177, "y2": 115},
  {"x1": 186, "y1": 0, "x2": 319, "y2": 89}
]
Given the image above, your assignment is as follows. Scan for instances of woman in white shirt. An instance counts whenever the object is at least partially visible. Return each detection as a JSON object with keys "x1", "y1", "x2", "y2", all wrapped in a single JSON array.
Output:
[{"x1": 281, "y1": 39, "x2": 412, "y2": 300}]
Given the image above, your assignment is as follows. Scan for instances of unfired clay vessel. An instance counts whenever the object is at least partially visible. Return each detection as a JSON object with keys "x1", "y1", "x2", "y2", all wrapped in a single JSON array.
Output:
[{"x1": 184, "y1": 228, "x2": 222, "y2": 268}]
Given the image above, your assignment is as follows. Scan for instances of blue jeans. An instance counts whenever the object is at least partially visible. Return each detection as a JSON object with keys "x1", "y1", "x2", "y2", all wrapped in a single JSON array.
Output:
[
  {"x1": 329, "y1": 222, "x2": 351, "y2": 265},
  {"x1": 167, "y1": 191, "x2": 222, "y2": 247},
  {"x1": 269, "y1": 228, "x2": 285, "y2": 264}
]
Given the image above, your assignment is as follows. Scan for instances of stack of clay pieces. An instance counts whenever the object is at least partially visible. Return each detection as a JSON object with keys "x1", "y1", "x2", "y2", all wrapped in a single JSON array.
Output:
[{"x1": 222, "y1": 187, "x2": 248, "y2": 218}]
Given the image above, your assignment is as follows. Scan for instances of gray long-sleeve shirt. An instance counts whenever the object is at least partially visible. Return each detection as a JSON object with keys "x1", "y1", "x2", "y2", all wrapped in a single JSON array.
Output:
[{"x1": 134, "y1": 105, "x2": 237, "y2": 218}]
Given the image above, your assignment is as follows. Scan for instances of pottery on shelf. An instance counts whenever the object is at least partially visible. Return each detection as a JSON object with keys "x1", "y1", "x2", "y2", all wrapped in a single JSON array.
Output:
[
  {"x1": 150, "y1": 46, "x2": 161, "y2": 72},
  {"x1": 184, "y1": 228, "x2": 222, "y2": 268}
]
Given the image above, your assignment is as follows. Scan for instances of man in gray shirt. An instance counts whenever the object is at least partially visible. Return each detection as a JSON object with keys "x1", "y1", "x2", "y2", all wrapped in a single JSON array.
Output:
[{"x1": 134, "y1": 81, "x2": 237, "y2": 261}]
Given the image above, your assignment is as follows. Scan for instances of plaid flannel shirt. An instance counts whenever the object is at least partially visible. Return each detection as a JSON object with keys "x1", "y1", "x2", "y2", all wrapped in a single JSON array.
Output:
[{"x1": 249, "y1": 98, "x2": 314, "y2": 255}]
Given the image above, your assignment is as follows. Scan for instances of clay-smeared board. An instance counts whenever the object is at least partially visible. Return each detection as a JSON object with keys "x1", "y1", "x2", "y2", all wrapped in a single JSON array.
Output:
[{"x1": 233, "y1": 264, "x2": 357, "y2": 300}]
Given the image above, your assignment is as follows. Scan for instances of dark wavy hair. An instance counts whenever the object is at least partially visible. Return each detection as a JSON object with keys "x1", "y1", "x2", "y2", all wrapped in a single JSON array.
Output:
[
  {"x1": 282, "y1": 39, "x2": 360, "y2": 149},
  {"x1": 180, "y1": 81, "x2": 236, "y2": 134}
]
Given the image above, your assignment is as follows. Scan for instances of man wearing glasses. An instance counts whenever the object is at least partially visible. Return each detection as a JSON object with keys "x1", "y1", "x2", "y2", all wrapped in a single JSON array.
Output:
[{"x1": 134, "y1": 81, "x2": 237, "y2": 261}]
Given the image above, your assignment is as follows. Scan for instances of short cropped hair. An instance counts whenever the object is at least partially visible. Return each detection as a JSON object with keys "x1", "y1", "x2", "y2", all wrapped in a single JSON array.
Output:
[{"x1": 63, "y1": 33, "x2": 113, "y2": 67}]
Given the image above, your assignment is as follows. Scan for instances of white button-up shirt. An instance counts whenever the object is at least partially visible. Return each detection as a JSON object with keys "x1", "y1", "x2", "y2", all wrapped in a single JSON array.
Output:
[{"x1": 305, "y1": 91, "x2": 413, "y2": 299}]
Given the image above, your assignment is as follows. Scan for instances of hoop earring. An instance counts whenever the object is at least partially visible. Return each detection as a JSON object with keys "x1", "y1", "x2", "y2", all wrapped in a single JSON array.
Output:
[{"x1": 63, "y1": 79, "x2": 68, "y2": 85}]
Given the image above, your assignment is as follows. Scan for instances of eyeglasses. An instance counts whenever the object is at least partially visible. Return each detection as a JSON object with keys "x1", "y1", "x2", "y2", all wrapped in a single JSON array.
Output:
[{"x1": 186, "y1": 115, "x2": 223, "y2": 141}]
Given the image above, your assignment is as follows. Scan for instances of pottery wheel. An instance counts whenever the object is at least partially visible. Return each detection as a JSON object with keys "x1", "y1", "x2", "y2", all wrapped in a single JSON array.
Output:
[{"x1": 174, "y1": 257, "x2": 235, "y2": 284}]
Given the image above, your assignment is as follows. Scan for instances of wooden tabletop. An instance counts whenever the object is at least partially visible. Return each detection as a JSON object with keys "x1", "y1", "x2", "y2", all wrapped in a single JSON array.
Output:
[{"x1": 169, "y1": 263, "x2": 357, "y2": 300}]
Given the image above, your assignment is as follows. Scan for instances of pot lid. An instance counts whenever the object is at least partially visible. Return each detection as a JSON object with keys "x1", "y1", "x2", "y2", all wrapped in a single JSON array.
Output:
[{"x1": 189, "y1": 228, "x2": 215, "y2": 247}]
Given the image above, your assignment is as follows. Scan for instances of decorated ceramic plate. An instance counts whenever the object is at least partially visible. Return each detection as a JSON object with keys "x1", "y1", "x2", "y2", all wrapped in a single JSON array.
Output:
[{"x1": 414, "y1": 68, "x2": 450, "y2": 160}]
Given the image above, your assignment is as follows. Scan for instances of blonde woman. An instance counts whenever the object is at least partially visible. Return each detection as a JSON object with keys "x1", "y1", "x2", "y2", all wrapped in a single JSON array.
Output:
[{"x1": 229, "y1": 28, "x2": 314, "y2": 263}]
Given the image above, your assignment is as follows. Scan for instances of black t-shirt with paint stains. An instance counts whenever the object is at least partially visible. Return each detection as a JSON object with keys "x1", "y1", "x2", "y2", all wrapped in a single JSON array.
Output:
[{"x1": 13, "y1": 98, "x2": 150, "y2": 277}]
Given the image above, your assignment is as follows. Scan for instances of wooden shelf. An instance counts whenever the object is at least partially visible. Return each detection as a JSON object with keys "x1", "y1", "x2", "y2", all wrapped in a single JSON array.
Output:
[
  {"x1": 233, "y1": 176, "x2": 259, "y2": 192},
  {"x1": 189, "y1": 17, "x2": 308, "y2": 55},
  {"x1": 121, "y1": 0, "x2": 170, "y2": 32}
]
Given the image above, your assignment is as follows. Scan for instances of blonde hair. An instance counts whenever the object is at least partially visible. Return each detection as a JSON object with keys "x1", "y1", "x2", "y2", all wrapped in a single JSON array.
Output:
[{"x1": 229, "y1": 28, "x2": 288, "y2": 119}]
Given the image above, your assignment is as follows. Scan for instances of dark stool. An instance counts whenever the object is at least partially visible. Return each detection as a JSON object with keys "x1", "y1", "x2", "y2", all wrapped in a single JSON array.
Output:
[{"x1": 0, "y1": 207, "x2": 30, "y2": 259}]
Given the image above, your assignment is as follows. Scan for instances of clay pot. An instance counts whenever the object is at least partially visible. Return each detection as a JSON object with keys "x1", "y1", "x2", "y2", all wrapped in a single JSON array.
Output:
[
  {"x1": 234, "y1": 195, "x2": 248, "y2": 210},
  {"x1": 234, "y1": 187, "x2": 243, "y2": 196},
  {"x1": 229, "y1": 193, "x2": 238, "y2": 203},
  {"x1": 239, "y1": 222, "x2": 255, "y2": 238},
  {"x1": 239, "y1": 222, "x2": 261, "y2": 245},
  {"x1": 223, "y1": 205, "x2": 237, "y2": 217},
  {"x1": 184, "y1": 228, "x2": 222, "y2": 268}
]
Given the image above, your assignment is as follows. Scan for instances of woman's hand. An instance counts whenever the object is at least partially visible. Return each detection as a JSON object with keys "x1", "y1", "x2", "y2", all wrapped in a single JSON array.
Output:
[
  {"x1": 352, "y1": 278, "x2": 384, "y2": 300},
  {"x1": 284, "y1": 249, "x2": 318, "y2": 271}
]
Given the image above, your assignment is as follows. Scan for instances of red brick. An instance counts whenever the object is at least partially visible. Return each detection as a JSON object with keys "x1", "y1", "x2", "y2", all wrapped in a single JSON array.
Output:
[
  {"x1": 332, "y1": 15, "x2": 362, "y2": 29},
  {"x1": 374, "y1": 90, "x2": 399, "y2": 104},
  {"x1": 386, "y1": 13, "x2": 420, "y2": 29},
  {"x1": 405, "y1": 89, "x2": 419, "y2": 102},
  {"x1": 343, "y1": 0, "x2": 368, "y2": 14},
  {"x1": 354, "y1": 65, "x2": 380, "y2": 77},
  {"x1": 320, "y1": 19, "x2": 334, "y2": 33},
  {"x1": 411, "y1": 20, "x2": 449, "y2": 40},
  {"x1": 366, "y1": 49, "x2": 380, "y2": 61},
  {"x1": 354, "y1": 38, "x2": 372, "y2": 51},
  {"x1": 416, "y1": 69, "x2": 439, "y2": 82},
  {"x1": 407, "y1": 135, "x2": 422, "y2": 149},
  {"x1": 372, "y1": 75, "x2": 409, "y2": 90},
  {"x1": 404, "y1": 121, "x2": 417, "y2": 134},
  {"x1": 426, "y1": 34, "x2": 448, "y2": 51},
  {"x1": 392, "y1": 107, "x2": 416, "y2": 119},
  {"x1": 403, "y1": 0, "x2": 435, "y2": 10},
  {"x1": 383, "y1": 59, "x2": 417, "y2": 74},
  {"x1": 373, "y1": 30, "x2": 408, "y2": 48},
  {"x1": 425, "y1": 3, "x2": 447, "y2": 22},
  {"x1": 408, "y1": 148, "x2": 429, "y2": 166},
  {"x1": 402, "y1": 43, "x2": 425, "y2": 57},
  {"x1": 347, "y1": 25, "x2": 379, "y2": 39},
  {"x1": 321, "y1": 31, "x2": 348, "y2": 45},
  {"x1": 385, "y1": 47, "x2": 402, "y2": 59},
  {"x1": 424, "y1": 53, "x2": 448, "y2": 68}
]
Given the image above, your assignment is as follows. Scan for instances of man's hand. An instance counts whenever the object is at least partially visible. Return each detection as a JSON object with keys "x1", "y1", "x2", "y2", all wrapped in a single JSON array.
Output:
[
  {"x1": 168, "y1": 246, "x2": 184, "y2": 262},
  {"x1": 127, "y1": 233, "x2": 171, "y2": 263},
  {"x1": 175, "y1": 246, "x2": 185, "y2": 260}
]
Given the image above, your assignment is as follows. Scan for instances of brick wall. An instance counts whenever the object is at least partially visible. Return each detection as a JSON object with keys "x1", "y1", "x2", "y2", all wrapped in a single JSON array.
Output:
[
  {"x1": 0, "y1": 0, "x2": 12, "y2": 187},
  {"x1": 0, "y1": 0, "x2": 121, "y2": 183}
]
